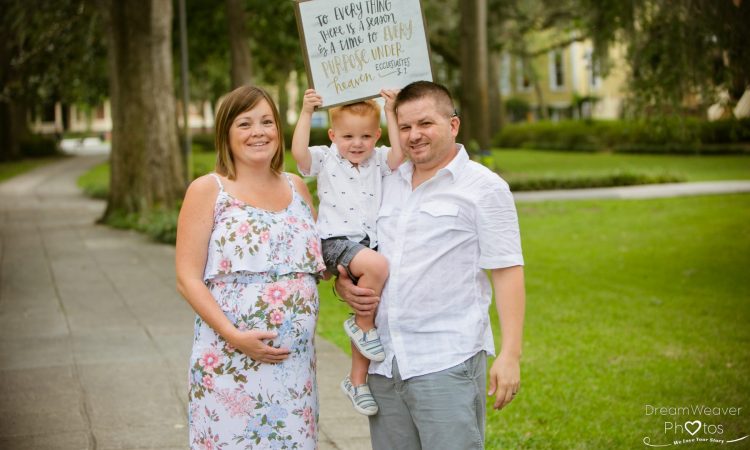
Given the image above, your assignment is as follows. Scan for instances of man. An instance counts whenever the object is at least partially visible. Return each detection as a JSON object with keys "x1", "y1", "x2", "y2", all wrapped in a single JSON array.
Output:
[{"x1": 336, "y1": 80, "x2": 525, "y2": 450}]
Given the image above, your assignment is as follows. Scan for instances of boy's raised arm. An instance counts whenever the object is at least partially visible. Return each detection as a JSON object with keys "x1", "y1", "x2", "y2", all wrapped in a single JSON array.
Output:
[
  {"x1": 381, "y1": 89, "x2": 404, "y2": 171},
  {"x1": 291, "y1": 89, "x2": 323, "y2": 175}
]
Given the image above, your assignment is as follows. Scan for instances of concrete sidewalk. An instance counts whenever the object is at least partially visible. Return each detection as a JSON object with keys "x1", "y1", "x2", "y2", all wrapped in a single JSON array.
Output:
[
  {"x1": 513, "y1": 180, "x2": 750, "y2": 202},
  {"x1": 0, "y1": 155, "x2": 369, "y2": 449}
]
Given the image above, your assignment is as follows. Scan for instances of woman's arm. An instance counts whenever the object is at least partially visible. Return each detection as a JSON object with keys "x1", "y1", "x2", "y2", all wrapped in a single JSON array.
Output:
[{"x1": 176, "y1": 176, "x2": 290, "y2": 363}]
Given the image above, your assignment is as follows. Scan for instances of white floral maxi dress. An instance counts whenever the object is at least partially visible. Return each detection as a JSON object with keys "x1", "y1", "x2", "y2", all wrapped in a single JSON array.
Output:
[{"x1": 189, "y1": 174, "x2": 325, "y2": 450}]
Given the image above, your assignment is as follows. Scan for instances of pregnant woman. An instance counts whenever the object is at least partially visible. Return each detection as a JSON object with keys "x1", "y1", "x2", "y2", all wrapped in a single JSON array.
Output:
[{"x1": 176, "y1": 85, "x2": 325, "y2": 449}]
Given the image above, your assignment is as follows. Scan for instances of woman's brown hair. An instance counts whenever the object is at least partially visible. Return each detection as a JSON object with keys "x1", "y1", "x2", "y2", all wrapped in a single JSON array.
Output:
[{"x1": 214, "y1": 86, "x2": 284, "y2": 179}]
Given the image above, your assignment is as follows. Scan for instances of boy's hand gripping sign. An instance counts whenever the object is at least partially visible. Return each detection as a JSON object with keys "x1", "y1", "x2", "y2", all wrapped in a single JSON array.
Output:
[{"x1": 294, "y1": 0, "x2": 433, "y2": 108}]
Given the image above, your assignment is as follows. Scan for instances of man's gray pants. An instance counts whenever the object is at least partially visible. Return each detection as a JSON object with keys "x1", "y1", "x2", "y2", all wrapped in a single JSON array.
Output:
[{"x1": 368, "y1": 352, "x2": 487, "y2": 450}]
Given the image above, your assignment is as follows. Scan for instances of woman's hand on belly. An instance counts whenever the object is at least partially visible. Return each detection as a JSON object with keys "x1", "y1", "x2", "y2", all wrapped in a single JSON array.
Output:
[{"x1": 229, "y1": 329, "x2": 291, "y2": 363}]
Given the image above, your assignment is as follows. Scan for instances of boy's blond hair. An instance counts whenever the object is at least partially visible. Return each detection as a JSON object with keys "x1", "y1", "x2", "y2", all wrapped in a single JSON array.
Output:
[{"x1": 328, "y1": 99, "x2": 381, "y2": 128}]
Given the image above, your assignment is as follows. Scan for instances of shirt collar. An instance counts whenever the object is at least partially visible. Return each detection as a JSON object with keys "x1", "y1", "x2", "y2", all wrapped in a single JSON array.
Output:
[{"x1": 397, "y1": 144, "x2": 469, "y2": 184}]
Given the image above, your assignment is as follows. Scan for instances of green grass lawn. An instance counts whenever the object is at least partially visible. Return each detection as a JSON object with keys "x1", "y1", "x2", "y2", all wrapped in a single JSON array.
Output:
[
  {"x1": 493, "y1": 149, "x2": 750, "y2": 183},
  {"x1": 0, "y1": 157, "x2": 61, "y2": 183},
  {"x1": 316, "y1": 193, "x2": 750, "y2": 449}
]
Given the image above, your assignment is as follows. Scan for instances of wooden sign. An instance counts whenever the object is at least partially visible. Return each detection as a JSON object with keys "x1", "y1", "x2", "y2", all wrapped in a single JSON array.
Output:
[{"x1": 294, "y1": 0, "x2": 433, "y2": 108}]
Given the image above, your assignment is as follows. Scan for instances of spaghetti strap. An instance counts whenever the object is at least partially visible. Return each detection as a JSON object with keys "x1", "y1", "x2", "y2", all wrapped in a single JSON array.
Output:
[
  {"x1": 210, "y1": 173, "x2": 224, "y2": 191},
  {"x1": 283, "y1": 172, "x2": 298, "y2": 197}
]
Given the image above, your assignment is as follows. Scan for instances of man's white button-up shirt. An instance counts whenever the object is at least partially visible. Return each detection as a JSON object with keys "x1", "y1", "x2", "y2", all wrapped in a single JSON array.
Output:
[
  {"x1": 300, "y1": 144, "x2": 391, "y2": 247},
  {"x1": 370, "y1": 146, "x2": 524, "y2": 380}
]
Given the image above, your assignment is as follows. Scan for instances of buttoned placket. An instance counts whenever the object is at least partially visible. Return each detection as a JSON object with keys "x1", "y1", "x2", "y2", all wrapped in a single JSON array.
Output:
[{"x1": 385, "y1": 169, "x2": 448, "y2": 376}]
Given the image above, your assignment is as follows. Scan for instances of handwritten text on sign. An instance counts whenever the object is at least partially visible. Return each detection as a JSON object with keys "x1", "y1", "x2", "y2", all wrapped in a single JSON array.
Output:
[{"x1": 296, "y1": 0, "x2": 432, "y2": 107}]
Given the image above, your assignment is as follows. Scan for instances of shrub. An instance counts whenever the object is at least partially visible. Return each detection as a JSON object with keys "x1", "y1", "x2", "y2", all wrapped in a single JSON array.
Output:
[
  {"x1": 505, "y1": 97, "x2": 531, "y2": 122},
  {"x1": 20, "y1": 135, "x2": 60, "y2": 158},
  {"x1": 507, "y1": 171, "x2": 686, "y2": 191},
  {"x1": 191, "y1": 133, "x2": 215, "y2": 152},
  {"x1": 493, "y1": 118, "x2": 750, "y2": 154},
  {"x1": 103, "y1": 206, "x2": 179, "y2": 245}
]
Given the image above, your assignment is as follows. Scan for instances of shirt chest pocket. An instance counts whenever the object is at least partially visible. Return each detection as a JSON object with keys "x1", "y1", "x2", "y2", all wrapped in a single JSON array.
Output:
[{"x1": 417, "y1": 201, "x2": 462, "y2": 231}]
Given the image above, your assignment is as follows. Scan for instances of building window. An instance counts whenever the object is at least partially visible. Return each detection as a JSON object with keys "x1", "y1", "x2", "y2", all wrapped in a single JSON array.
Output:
[
  {"x1": 516, "y1": 59, "x2": 531, "y2": 91},
  {"x1": 585, "y1": 50, "x2": 602, "y2": 89},
  {"x1": 500, "y1": 53, "x2": 511, "y2": 95},
  {"x1": 549, "y1": 49, "x2": 565, "y2": 90}
]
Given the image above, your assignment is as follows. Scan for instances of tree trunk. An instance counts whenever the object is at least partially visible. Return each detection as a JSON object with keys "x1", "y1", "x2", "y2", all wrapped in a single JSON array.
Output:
[
  {"x1": 488, "y1": 50, "x2": 504, "y2": 137},
  {"x1": 99, "y1": 0, "x2": 185, "y2": 217},
  {"x1": 226, "y1": 0, "x2": 253, "y2": 88},
  {"x1": 459, "y1": 0, "x2": 490, "y2": 153},
  {"x1": 277, "y1": 70, "x2": 290, "y2": 132},
  {"x1": 0, "y1": 99, "x2": 31, "y2": 162}
]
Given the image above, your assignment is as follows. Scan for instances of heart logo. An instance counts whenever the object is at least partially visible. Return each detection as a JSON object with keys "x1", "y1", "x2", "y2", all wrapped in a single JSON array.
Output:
[{"x1": 685, "y1": 420, "x2": 702, "y2": 436}]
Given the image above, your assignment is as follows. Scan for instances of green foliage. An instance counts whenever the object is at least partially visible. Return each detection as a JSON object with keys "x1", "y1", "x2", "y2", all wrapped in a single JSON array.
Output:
[
  {"x1": 578, "y1": 0, "x2": 750, "y2": 112},
  {"x1": 175, "y1": 0, "x2": 230, "y2": 102},
  {"x1": 0, "y1": 157, "x2": 59, "y2": 182},
  {"x1": 505, "y1": 96, "x2": 532, "y2": 122},
  {"x1": 191, "y1": 133, "x2": 215, "y2": 153},
  {"x1": 19, "y1": 135, "x2": 60, "y2": 158},
  {"x1": 508, "y1": 171, "x2": 684, "y2": 191},
  {"x1": 493, "y1": 119, "x2": 750, "y2": 154},
  {"x1": 77, "y1": 161, "x2": 110, "y2": 199},
  {"x1": 103, "y1": 207, "x2": 180, "y2": 245},
  {"x1": 1, "y1": 0, "x2": 107, "y2": 105},
  {"x1": 493, "y1": 149, "x2": 750, "y2": 183}
]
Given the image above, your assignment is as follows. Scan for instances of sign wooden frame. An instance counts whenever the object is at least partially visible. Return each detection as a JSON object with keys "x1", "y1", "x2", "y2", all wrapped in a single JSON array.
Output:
[{"x1": 294, "y1": 0, "x2": 433, "y2": 109}]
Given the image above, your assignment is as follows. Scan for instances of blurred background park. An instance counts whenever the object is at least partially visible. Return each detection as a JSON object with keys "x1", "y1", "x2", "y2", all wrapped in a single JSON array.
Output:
[{"x1": 1, "y1": 0, "x2": 749, "y2": 448}]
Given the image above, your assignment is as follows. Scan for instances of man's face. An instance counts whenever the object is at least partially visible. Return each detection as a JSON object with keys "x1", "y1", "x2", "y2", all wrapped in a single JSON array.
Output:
[{"x1": 396, "y1": 96, "x2": 459, "y2": 171}]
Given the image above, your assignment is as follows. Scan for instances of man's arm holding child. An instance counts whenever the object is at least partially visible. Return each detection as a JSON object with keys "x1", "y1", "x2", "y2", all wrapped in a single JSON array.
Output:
[
  {"x1": 381, "y1": 89, "x2": 404, "y2": 170},
  {"x1": 291, "y1": 89, "x2": 322, "y2": 174}
]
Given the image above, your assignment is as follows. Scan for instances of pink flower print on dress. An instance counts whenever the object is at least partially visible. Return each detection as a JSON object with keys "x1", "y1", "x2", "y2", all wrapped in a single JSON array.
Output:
[
  {"x1": 202, "y1": 374, "x2": 215, "y2": 391},
  {"x1": 199, "y1": 348, "x2": 222, "y2": 371},
  {"x1": 269, "y1": 309, "x2": 285, "y2": 325},
  {"x1": 302, "y1": 405, "x2": 314, "y2": 422},
  {"x1": 230, "y1": 198, "x2": 243, "y2": 209},
  {"x1": 307, "y1": 237, "x2": 322, "y2": 259},
  {"x1": 262, "y1": 283, "x2": 287, "y2": 307},
  {"x1": 236, "y1": 222, "x2": 250, "y2": 237},
  {"x1": 305, "y1": 378, "x2": 313, "y2": 393},
  {"x1": 286, "y1": 216, "x2": 298, "y2": 224},
  {"x1": 260, "y1": 230, "x2": 270, "y2": 243},
  {"x1": 216, "y1": 388, "x2": 256, "y2": 418},
  {"x1": 218, "y1": 257, "x2": 231, "y2": 274},
  {"x1": 198, "y1": 436, "x2": 215, "y2": 450}
]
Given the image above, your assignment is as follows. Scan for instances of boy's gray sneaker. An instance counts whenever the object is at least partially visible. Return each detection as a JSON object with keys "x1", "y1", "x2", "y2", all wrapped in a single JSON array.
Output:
[
  {"x1": 344, "y1": 316, "x2": 385, "y2": 362},
  {"x1": 340, "y1": 375, "x2": 378, "y2": 416}
]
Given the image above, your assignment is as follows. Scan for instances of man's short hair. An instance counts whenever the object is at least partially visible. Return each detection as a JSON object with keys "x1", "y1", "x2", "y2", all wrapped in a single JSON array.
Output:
[
  {"x1": 394, "y1": 81, "x2": 456, "y2": 117},
  {"x1": 328, "y1": 99, "x2": 381, "y2": 128}
]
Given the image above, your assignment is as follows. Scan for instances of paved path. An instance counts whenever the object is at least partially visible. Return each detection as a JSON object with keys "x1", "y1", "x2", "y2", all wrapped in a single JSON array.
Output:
[
  {"x1": 513, "y1": 180, "x2": 750, "y2": 202},
  {"x1": 0, "y1": 155, "x2": 369, "y2": 450}
]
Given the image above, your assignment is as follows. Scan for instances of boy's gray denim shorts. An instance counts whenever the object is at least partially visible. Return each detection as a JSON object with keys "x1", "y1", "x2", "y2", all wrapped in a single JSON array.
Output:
[{"x1": 321, "y1": 236, "x2": 371, "y2": 282}]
